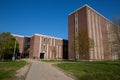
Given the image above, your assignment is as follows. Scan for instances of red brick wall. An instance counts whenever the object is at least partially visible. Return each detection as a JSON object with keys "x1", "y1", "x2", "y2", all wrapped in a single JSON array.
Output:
[
  {"x1": 29, "y1": 35, "x2": 40, "y2": 59},
  {"x1": 29, "y1": 36, "x2": 34, "y2": 58},
  {"x1": 68, "y1": 6, "x2": 89, "y2": 60},
  {"x1": 77, "y1": 6, "x2": 89, "y2": 60},
  {"x1": 68, "y1": 5, "x2": 110, "y2": 60},
  {"x1": 68, "y1": 13, "x2": 75, "y2": 60},
  {"x1": 14, "y1": 36, "x2": 24, "y2": 54},
  {"x1": 100, "y1": 17, "x2": 110, "y2": 60}
]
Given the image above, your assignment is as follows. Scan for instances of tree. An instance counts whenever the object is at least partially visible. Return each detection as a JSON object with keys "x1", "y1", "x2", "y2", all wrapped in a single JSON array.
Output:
[
  {"x1": 0, "y1": 32, "x2": 19, "y2": 60},
  {"x1": 111, "y1": 18, "x2": 120, "y2": 46},
  {"x1": 0, "y1": 41, "x2": 3, "y2": 59},
  {"x1": 72, "y1": 31, "x2": 94, "y2": 60},
  {"x1": 110, "y1": 17, "x2": 120, "y2": 59}
]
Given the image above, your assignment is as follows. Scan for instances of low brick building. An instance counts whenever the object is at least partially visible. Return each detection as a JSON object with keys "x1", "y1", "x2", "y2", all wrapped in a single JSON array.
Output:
[{"x1": 13, "y1": 34, "x2": 68, "y2": 60}]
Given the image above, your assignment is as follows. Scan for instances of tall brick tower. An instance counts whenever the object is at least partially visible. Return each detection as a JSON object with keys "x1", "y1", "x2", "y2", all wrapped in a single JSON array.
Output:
[{"x1": 68, "y1": 4, "x2": 118, "y2": 60}]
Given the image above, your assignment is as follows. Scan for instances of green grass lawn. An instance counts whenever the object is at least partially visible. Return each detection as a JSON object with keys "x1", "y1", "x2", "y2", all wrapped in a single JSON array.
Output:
[
  {"x1": 0, "y1": 60, "x2": 27, "y2": 80},
  {"x1": 57, "y1": 60, "x2": 120, "y2": 80}
]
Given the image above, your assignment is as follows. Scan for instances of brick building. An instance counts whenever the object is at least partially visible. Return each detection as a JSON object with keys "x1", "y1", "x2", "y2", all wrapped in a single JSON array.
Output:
[
  {"x1": 29, "y1": 34, "x2": 63, "y2": 59},
  {"x1": 13, "y1": 34, "x2": 31, "y2": 58},
  {"x1": 13, "y1": 34, "x2": 68, "y2": 60},
  {"x1": 68, "y1": 5, "x2": 120, "y2": 60}
]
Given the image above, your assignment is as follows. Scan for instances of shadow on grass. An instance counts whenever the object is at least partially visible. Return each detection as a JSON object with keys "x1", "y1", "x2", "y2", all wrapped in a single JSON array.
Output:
[
  {"x1": 80, "y1": 72, "x2": 120, "y2": 80},
  {"x1": 89, "y1": 60, "x2": 120, "y2": 66}
]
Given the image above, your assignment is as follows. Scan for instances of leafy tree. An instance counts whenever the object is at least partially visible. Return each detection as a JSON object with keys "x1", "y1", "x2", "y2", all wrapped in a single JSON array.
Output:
[
  {"x1": 72, "y1": 31, "x2": 94, "y2": 60},
  {"x1": 110, "y1": 17, "x2": 120, "y2": 59},
  {"x1": 0, "y1": 32, "x2": 19, "y2": 60},
  {"x1": 111, "y1": 18, "x2": 120, "y2": 46}
]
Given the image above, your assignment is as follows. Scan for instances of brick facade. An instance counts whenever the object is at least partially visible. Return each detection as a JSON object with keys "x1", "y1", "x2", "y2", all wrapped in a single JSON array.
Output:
[
  {"x1": 13, "y1": 34, "x2": 67, "y2": 60},
  {"x1": 68, "y1": 5, "x2": 120, "y2": 60}
]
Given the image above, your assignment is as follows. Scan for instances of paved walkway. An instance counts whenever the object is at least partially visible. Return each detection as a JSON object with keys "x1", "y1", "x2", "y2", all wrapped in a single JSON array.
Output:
[{"x1": 25, "y1": 60, "x2": 74, "y2": 80}]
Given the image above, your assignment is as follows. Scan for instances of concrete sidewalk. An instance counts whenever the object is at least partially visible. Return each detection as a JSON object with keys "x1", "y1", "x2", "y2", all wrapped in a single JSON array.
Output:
[{"x1": 25, "y1": 60, "x2": 74, "y2": 80}]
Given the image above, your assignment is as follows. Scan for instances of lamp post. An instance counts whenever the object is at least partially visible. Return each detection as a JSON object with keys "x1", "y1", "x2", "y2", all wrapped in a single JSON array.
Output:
[{"x1": 12, "y1": 38, "x2": 17, "y2": 61}]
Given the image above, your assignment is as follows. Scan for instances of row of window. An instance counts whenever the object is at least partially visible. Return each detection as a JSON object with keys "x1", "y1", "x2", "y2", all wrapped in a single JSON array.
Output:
[{"x1": 42, "y1": 37, "x2": 62, "y2": 45}]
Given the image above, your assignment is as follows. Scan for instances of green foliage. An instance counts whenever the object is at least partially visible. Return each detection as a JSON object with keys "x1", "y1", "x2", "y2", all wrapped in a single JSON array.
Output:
[
  {"x1": 0, "y1": 60, "x2": 27, "y2": 80},
  {"x1": 72, "y1": 30, "x2": 94, "y2": 60},
  {"x1": 57, "y1": 61, "x2": 120, "y2": 80},
  {"x1": 0, "y1": 32, "x2": 19, "y2": 60},
  {"x1": 110, "y1": 18, "x2": 120, "y2": 59}
]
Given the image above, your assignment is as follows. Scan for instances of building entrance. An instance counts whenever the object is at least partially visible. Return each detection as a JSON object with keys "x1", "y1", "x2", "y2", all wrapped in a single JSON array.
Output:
[{"x1": 40, "y1": 53, "x2": 45, "y2": 59}]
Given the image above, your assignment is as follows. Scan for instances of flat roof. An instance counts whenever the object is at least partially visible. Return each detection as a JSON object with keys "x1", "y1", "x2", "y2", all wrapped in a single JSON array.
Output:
[
  {"x1": 34, "y1": 34, "x2": 63, "y2": 40},
  {"x1": 12, "y1": 34, "x2": 24, "y2": 37},
  {"x1": 12, "y1": 33, "x2": 63, "y2": 40}
]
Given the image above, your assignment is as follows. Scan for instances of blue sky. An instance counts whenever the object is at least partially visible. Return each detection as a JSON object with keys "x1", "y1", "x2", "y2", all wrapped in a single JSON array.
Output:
[{"x1": 0, "y1": 0, "x2": 120, "y2": 39}]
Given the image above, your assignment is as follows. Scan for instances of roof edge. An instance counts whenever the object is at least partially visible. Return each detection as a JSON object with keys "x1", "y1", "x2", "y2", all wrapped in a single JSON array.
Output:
[
  {"x1": 68, "y1": 4, "x2": 116, "y2": 25},
  {"x1": 34, "y1": 33, "x2": 63, "y2": 40},
  {"x1": 68, "y1": 4, "x2": 88, "y2": 15},
  {"x1": 12, "y1": 34, "x2": 24, "y2": 37}
]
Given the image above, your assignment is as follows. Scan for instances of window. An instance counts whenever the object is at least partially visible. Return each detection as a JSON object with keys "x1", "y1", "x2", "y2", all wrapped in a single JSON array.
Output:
[
  {"x1": 43, "y1": 38, "x2": 46, "y2": 43},
  {"x1": 43, "y1": 45, "x2": 46, "y2": 49}
]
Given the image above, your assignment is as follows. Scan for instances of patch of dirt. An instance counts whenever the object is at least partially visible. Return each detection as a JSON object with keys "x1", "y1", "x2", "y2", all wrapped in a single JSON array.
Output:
[{"x1": 13, "y1": 63, "x2": 32, "y2": 80}]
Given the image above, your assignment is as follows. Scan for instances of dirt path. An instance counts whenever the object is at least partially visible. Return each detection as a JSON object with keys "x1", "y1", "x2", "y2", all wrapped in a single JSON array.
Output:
[
  {"x1": 25, "y1": 59, "x2": 74, "y2": 80},
  {"x1": 14, "y1": 59, "x2": 32, "y2": 80}
]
